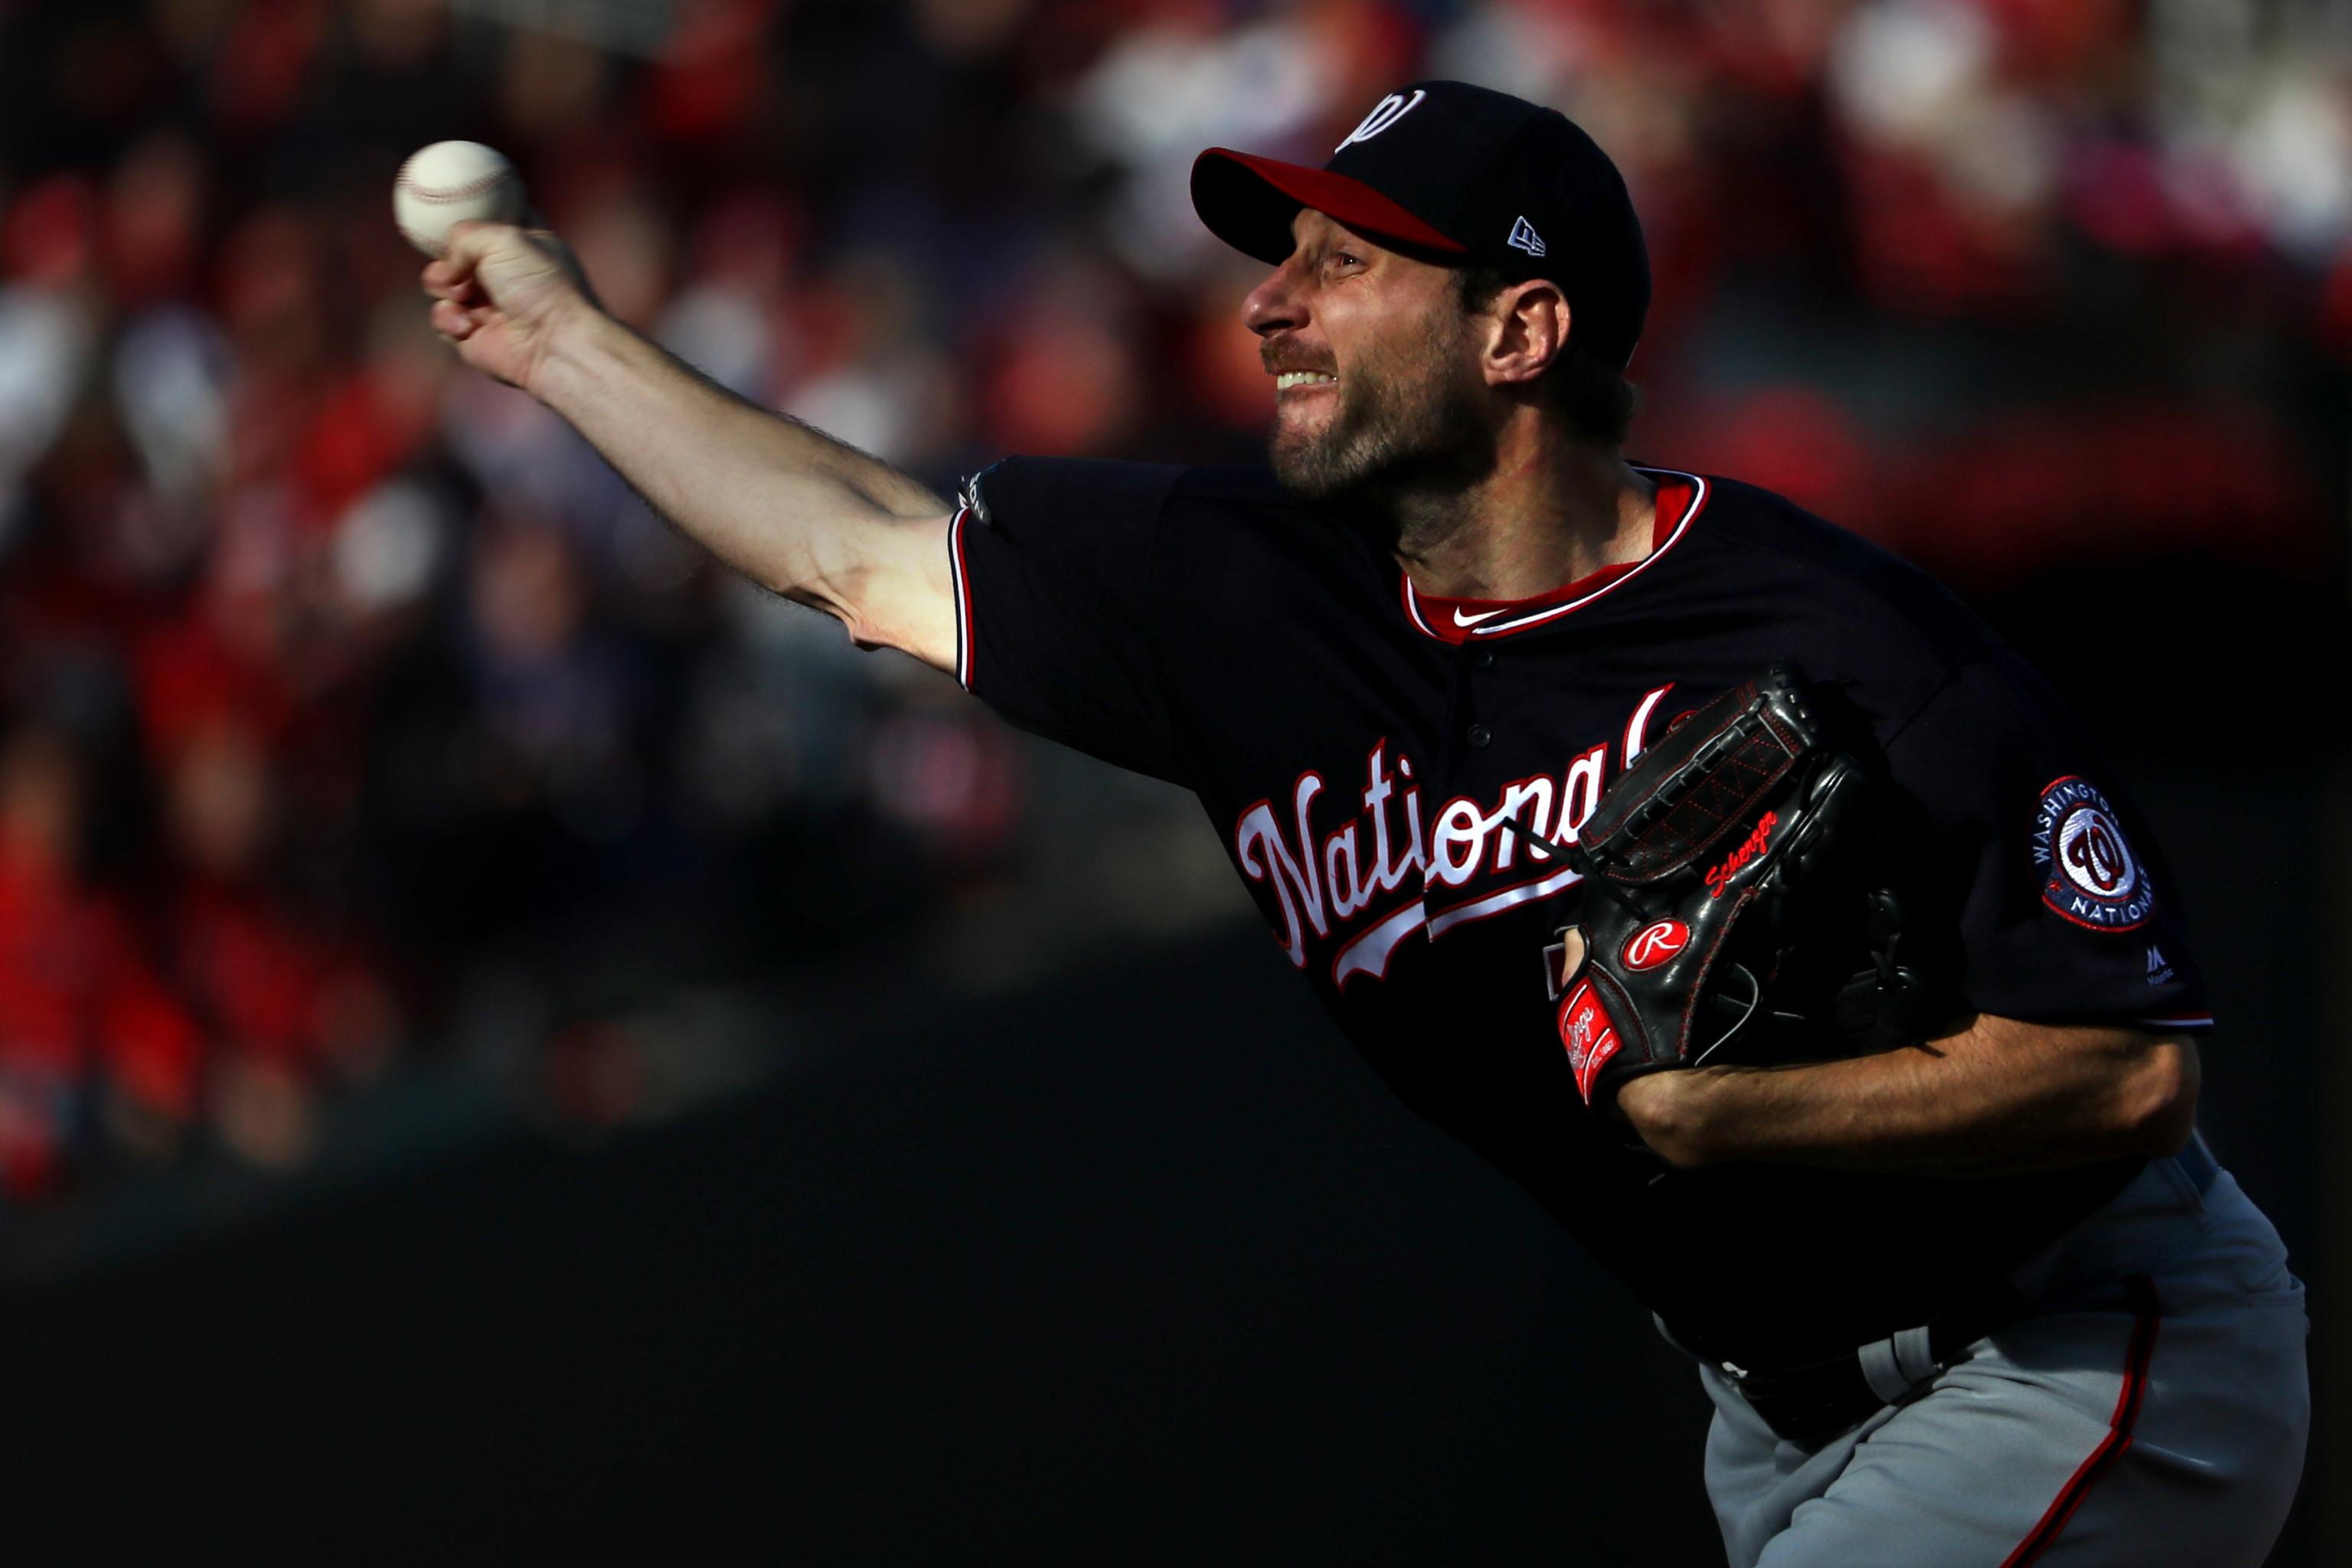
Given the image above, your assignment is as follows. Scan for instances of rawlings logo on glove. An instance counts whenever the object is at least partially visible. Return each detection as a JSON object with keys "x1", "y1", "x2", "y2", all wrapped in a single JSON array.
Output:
[
  {"x1": 1557, "y1": 980, "x2": 1624, "y2": 1102},
  {"x1": 1544, "y1": 666, "x2": 1932, "y2": 1120},
  {"x1": 1621, "y1": 920, "x2": 1687, "y2": 969}
]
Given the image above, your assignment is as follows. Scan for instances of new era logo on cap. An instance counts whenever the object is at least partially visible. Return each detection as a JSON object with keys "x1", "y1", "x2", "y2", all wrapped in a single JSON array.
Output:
[{"x1": 1507, "y1": 215, "x2": 1546, "y2": 257}]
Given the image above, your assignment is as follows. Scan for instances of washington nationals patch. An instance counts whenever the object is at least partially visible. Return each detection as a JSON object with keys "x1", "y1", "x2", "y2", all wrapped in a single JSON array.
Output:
[{"x1": 2033, "y1": 776, "x2": 2154, "y2": 930}]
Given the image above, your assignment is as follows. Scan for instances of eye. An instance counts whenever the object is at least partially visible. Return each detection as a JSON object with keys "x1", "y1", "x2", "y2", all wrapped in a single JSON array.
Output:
[{"x1": 1326, "y1": 249, "x2": 1364, "y2": 276}]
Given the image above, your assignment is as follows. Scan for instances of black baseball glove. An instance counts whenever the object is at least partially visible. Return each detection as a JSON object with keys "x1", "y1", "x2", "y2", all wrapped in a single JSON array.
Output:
[{"x1": 1548, "y1": 666, "x2": 1933, "y2": 1119}]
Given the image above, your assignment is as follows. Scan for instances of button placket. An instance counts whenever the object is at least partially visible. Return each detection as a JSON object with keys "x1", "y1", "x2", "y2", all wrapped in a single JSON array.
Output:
[{"x1": 1465, "y1": 642, "x2": 1497, "y2": 746}]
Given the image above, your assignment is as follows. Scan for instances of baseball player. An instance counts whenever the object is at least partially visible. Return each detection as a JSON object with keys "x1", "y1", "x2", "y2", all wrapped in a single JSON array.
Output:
[{"x1": 423, "y1": 80, "x2": 2308, "y2": 1566}]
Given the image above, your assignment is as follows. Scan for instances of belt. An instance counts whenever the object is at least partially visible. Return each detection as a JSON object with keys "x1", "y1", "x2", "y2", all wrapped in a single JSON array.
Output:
[{"x1": 1712, "y1": 1134, "x2": 2220, "y2": 1449}]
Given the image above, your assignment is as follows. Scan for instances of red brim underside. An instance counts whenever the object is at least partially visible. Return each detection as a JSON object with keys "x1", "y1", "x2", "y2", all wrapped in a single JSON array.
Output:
[{"x1": 1190, "y1": 149, "x2": 1466, "y2": 265}]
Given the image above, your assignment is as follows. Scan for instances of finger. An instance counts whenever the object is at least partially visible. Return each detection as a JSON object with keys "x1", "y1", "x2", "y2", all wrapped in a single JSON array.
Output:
[
  {"x1": 545, "y1": 235, "x2": 601, "y2": 308},
  {"x1": 518, "y1": 222, "x2": 600, "y2": 308},
  {"x1": 440, "y1": 218, "x2": 520, "y2": 275},
  {"x1": 430, "y1": 298, "x2": 479, "y2": 339},
  {"x1": 1557, "y1": 926, "x2": 1589, "y2": 987},
  {"x1": 421, "y1": 263, "x2": 482, "y2": 304}
]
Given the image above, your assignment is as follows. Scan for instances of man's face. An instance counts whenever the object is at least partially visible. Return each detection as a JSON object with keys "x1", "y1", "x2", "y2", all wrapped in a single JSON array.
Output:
[{"x1": 1244, "y1": 209, "x2": 1493, "y2": 505}]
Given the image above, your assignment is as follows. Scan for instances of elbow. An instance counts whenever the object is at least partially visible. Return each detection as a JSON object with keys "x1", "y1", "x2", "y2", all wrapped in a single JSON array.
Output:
[
  {"x1": 772, "y1": 562, "x2": 865, "y2": 637},
  {"x1": 2116, "y1": 1037, "x2": 2200, "y2": 1157},
  {"x1": 797, "y1": 521, "x2": 948, "y2": 662}
]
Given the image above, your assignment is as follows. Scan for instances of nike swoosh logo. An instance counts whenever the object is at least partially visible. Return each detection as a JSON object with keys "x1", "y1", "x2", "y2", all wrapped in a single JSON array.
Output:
[{"x1": 1452, "y1": 607, "x2": 1508, "y2": 627}]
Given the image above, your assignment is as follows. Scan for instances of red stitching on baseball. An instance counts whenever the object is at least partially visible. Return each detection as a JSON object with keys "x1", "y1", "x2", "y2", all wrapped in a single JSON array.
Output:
[{"x1": 396, "y1": 168, "x2": 511, "y2": 204}]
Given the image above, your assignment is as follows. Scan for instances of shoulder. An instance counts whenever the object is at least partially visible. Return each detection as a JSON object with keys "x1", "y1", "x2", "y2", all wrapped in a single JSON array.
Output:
[
  {"x1": 957, "y1": 458, "x2": 1380, "y2": 613},
  {"x1": 1664, "y1": 469, "x2": 2004, "y2": 704},
  {"x1": 964, "y1": 457, "x2": 1336, "y2": 537},
  {"x1": 971, "y1": 456, "x2": 1371, "y2": 563},
  {"x1": 961, "y1": 456, "x2": 1187, "y2": 529},
  {"x1": 1180, "y1": 462, "x2": 1413, "y2": 590},
  {"x1": 1165, "y1": 463, "x2": 1318, "y2": 513},
  {"x1": 1681, "y1": 473, "x2": 1991, "y2": 646}
]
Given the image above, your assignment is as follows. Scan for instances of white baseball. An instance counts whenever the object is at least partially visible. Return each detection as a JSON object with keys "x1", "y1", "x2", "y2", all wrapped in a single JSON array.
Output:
[{"x1": 394, "y1": 141, "x2": 526, "y2": 257}]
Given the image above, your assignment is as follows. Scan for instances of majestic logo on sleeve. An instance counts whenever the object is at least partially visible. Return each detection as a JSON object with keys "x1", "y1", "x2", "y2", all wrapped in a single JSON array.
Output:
[{"x1": 2031, "y1": 776, "x2": 2154, "y2": 930}]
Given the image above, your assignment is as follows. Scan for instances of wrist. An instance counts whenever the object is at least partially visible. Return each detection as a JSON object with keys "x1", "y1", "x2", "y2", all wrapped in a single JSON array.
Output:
[
  {"x1": 529, "y1": 294, "x2": 627, "y2": 407},
  {"x1": 1615, "y1": 1070, "x2": 1713, "y2": 1167}
]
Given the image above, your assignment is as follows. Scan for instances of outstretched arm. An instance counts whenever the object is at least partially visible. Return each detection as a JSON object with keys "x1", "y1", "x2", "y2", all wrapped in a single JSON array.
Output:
[
  {"x1": 1615, "y1": 1016, "x2": 2199, "y2": 1178},
  {"x1": 423, "y1": 220, "x2": 957, "y2": 669}
]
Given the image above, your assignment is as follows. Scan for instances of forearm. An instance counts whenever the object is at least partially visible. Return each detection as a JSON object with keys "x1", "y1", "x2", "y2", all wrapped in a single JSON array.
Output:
[
  {"x1": 1617, "y1": 1017, "x2": 2200, "y2": 1178},
  {"x1": 532, "y1": 306, "x2": 948, "y2": 626}
]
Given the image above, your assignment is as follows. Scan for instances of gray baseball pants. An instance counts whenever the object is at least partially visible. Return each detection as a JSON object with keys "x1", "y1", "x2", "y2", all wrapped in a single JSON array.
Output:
[{"x1": 1690, "y1": 1154, "x2": 2308, "y2": 1567}]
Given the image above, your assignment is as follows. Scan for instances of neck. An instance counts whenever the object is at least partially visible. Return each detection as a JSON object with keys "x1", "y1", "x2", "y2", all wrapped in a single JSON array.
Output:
[{"x1": 1390, "y1": 414, "x2": 1655, "y2": 601}]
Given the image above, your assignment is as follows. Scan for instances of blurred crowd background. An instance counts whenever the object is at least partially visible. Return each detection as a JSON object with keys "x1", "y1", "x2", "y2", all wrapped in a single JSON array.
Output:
[
  {"x1": 0, "y1": 0, "x2": 2345, "y2": 1558},
  {"x1": 0, "y1": 0, "x2": 2341, "y2": 1204}
]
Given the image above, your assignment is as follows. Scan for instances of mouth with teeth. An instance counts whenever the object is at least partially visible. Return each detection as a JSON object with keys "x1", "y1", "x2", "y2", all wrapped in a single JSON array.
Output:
[{"x1": 1274, "y1": 371, "x2": 1339, "y2": 391}]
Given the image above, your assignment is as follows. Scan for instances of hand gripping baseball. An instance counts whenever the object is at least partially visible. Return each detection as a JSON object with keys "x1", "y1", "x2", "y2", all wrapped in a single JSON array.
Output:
[
  {"x1": 1550, "y1": 667, "x2": 1927, "y2": 1119},
  {"x1": 422, "y1": 221, "x2": 599, "y2": 394}
]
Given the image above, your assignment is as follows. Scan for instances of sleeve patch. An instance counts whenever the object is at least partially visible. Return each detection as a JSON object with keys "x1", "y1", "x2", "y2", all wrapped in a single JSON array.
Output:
[{"x1": 2031, "y1": 776, "x2": 2155, "y2": 931}]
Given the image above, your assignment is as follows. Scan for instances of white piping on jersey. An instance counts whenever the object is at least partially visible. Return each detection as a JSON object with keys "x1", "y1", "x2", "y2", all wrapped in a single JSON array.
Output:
[
  {"x1": 948, "y1": 503, "x2": 975, "y2": 691},
  {"x1": 2135, "y1": 1013, "x2": 2215, "y2": 1030},
  {"x1": 1401, "y1": 580, "x2": 1439, "y2": 639},
  {"x1": 1400, "y1": 468, "x2": 1710, "y2": 642}
]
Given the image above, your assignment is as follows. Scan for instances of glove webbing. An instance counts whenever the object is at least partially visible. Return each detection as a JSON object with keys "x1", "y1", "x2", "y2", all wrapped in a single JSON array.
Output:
[{"x1": 1585, "y1": 707, "x2": 1810, "y2": 888}]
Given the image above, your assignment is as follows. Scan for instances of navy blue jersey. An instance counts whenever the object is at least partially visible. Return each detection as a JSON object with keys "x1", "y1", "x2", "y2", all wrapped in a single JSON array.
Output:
[{"x1": 946, "y1": 456, "x2": 2213, "y2": 1367}]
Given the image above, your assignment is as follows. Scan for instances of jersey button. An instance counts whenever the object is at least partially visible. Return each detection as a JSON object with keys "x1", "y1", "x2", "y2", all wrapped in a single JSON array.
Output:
[
  {"x1": 1467, "y1": 723, "x2": 1492, "y2": 748},
  {"x1": 1475, "y1": 649, "x2": 1496, "y2": 669}
]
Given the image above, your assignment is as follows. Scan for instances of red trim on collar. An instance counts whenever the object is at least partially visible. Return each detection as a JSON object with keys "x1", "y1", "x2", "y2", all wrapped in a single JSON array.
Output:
[{"x1": 1404, "y1": 472, "x2": 1704, "y2": 645}]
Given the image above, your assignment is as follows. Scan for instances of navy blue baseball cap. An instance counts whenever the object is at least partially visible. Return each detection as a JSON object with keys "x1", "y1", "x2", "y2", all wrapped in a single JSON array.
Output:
[{"x1": 1191, "y1": 80, "x2": 1651, "y2": 369}]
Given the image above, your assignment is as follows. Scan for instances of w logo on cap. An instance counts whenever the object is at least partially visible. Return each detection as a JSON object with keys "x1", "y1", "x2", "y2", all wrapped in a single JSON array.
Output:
[
  {"x1": 1507, "y1": 215, "x2": 1547, "y2": 257},
  {"x1": 1334, "y1": 90, "x2": 1427, "y2": 153}
]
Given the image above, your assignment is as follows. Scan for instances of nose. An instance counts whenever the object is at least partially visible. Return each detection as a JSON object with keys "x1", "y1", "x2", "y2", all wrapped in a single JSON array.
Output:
[{"x1": 1243, "y1": 254, "x2": 1306, "y2": 339}]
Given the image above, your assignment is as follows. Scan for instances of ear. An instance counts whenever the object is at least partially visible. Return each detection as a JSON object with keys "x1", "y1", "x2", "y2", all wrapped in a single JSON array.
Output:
[{"x1": 1475, "y1": 279, "x2": 1570, "y2": 390}]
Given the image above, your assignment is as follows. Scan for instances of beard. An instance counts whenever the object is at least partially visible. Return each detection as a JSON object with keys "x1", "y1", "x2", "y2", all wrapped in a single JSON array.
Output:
[{"x1": 1266, "y1": 315, "x2": 1497, "y2": 518}]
